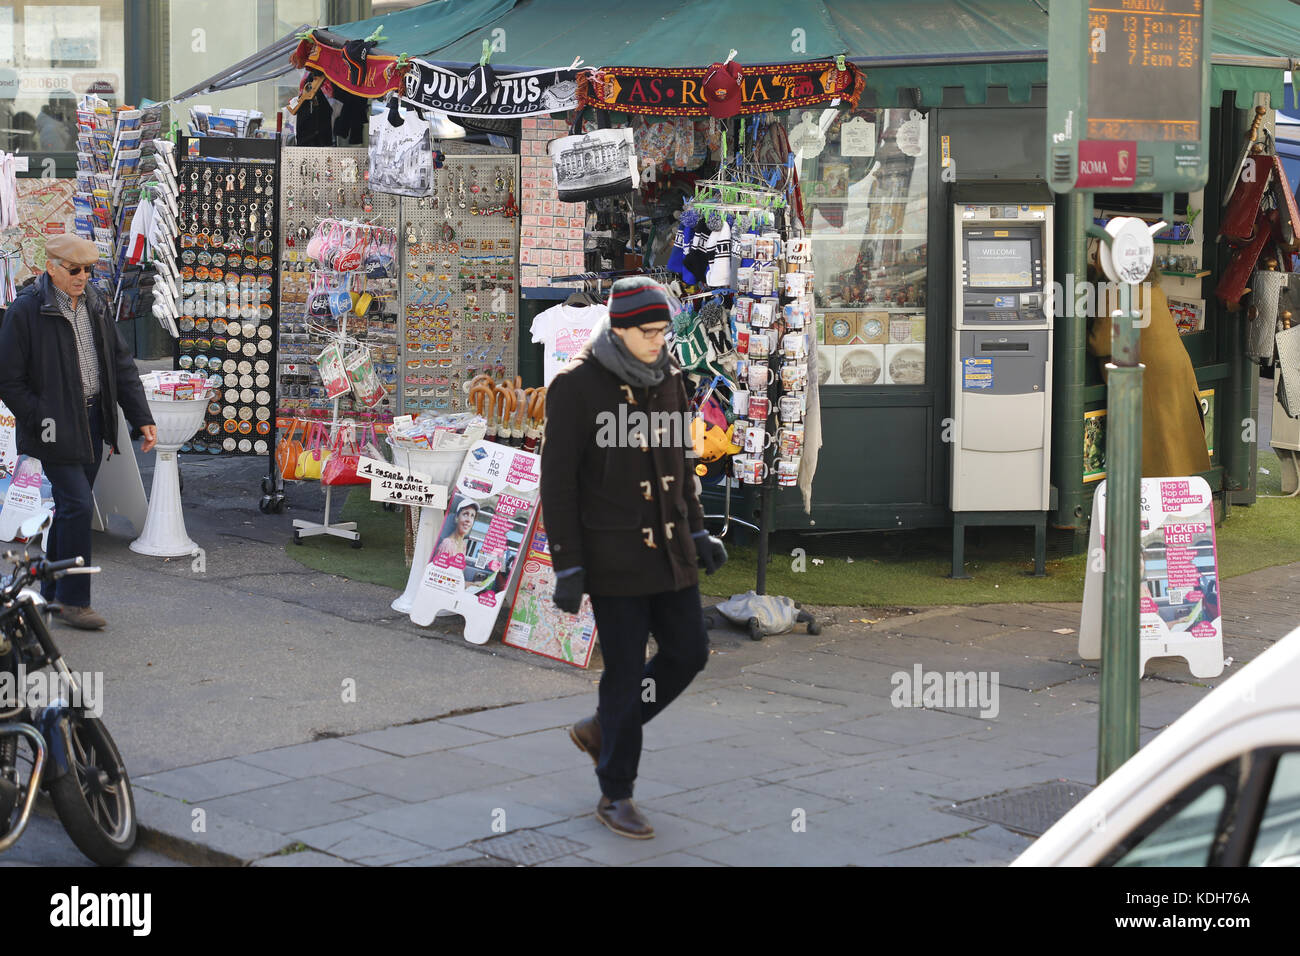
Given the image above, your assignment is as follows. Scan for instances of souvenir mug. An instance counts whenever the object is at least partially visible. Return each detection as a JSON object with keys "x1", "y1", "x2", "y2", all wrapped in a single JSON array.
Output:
[
  {"x1": 746, "y1": 395, "x2": 770, "y2": 422},
  {"x1": 748, "y1": 329, "x2": 771, "y2": 360},
  {"x1": 744, "y1": 425, "x2": 775, "y2": 454},
  {"x1": 736, "y1": 325, "x2": 751, "y2": 355},
  {"x1": 737, "y1": 359, "x2": 751, "y2": 382},
  {"x1": 735, "y1": 455, "x2": 769, "y2": 484},
  {"x1": 737, "y1": 233, "x2": 757, "y2": 259},
  {"x1": 733, "y1": 298, "x2": 753, "y2": 323},
  {"x1": 732, "y1": 388, "x2": 750, "y2": 418},
  {"x1": 783, "y1": 332, "x2": 808, "y2": 360},
  {"x1": 778, "y1": 424, "x2": 805, "y2": 458},
  {"x1": 779, "y1": 393, "x2": 803, "y2": 423},
  {"x1": 782, "y1": 299, "x2": 809, "y2": 329},
  {"x1": 777, "y1": 458, "x2": 801, "y2": 487},
  {"x1": 784, "y1": 271, "x2": 809, "y2": 297},
  {"x1": 747, "y1": 364, "x2": 774, "y2": 391},
  {"x1": 781, "y1": 361, "x2": 807, "y2": 391},
  {"x1": 736, "y1": 266, "x2": 753, "y2": 294}
]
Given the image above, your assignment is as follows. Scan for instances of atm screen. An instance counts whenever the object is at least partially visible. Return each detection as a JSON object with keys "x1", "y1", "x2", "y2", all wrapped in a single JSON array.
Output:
[{"x1": 967, "y1": 239, "x2": 1033, "y2": 289}]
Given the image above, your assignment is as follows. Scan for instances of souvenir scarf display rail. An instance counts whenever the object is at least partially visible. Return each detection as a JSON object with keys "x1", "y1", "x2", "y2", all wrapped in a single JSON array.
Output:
[{"x1": 173, "y1": 135, "x2": 281, "y2": 464}]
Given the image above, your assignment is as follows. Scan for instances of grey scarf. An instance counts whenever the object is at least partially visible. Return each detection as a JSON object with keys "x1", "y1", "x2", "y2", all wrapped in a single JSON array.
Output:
[{"x1": 590, "y1": 314, "x2": 671, "y2": 388}]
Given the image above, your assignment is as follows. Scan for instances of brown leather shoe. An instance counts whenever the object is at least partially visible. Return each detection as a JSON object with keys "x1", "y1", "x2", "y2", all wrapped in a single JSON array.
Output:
[
  {"x1": 60, "y1": 606, "x2": 106, "y2": 630},
  {"x1": 596, "y1": 796, "x2": 654, "y2": 839},
  {"x1": 569, "y1": 714, "x2": 601, "y2": 765}
]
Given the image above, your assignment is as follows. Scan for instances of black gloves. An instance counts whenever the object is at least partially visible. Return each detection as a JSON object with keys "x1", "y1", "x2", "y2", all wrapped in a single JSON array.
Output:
[
  {"x1": 553, "y1": 569, "x2": 585, "y2": 614},
  {"x1": 695, "y1": 534, "x2": 728, "y2": 575}
]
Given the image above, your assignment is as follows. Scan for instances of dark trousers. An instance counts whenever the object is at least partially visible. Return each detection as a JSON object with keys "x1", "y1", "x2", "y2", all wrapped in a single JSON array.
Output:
[
  {"x1": 39, "y1": 396, "x2": 104, "y2": 608},
  {"x1": 588, "y1": 585, "x2": 710, "y2": 800}
]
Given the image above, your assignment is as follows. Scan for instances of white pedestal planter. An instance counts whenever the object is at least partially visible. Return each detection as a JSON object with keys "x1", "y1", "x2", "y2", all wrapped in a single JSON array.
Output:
[
  {"x1": 389, "y1": 442, "x2": 471, "y2": 614},
  {"x1": 129, "y1": 395, "x2": 210, "y2": 558}
]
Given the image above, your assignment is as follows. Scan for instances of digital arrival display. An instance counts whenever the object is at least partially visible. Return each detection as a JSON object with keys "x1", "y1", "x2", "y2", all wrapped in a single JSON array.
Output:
[{"x1": 1085, "y1": 0, "x2": 1204, "y2": 143}]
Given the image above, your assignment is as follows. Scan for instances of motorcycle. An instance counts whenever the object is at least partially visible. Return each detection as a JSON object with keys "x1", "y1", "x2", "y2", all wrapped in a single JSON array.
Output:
[{"x1": 0, "y1": 513, "x2": 136, "y2": 865}]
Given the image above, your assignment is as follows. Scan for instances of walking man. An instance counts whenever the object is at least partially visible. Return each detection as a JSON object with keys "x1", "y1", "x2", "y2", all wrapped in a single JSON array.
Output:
[
  {"x1": 0, "y1": 235, "x2": 156, "y2": 629},
  {"x1": 541, "y1": 277, "x2": 727, "y2": 838}
]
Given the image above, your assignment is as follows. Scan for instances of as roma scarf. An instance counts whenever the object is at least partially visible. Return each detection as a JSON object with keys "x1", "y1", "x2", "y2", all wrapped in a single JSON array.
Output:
[
  {"x1": 579, "y1": 60, "x2": 864, "y2": 117},
  {"x1": 290, "y1": 34, "x2": 409, "y2": 99}
]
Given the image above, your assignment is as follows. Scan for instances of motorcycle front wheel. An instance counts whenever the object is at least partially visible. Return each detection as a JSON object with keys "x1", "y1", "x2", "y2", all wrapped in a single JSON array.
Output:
[{"x1": 48, "y1": 714, "x2": 136, "y2": 866}]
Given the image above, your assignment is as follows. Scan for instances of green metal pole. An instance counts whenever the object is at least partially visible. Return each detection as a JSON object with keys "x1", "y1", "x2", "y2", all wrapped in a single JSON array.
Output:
[
  {"x1": 1052, "y1": 192, "x2": 1088, "y2": 538},
  {"x1": 1098, "y1": 280, "x2": 1143, "y2": 781}
]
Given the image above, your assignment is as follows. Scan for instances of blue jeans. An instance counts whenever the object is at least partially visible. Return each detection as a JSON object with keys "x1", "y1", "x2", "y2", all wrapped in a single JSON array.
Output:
[
  {"x1": 588, "y1": 585, "x2": 710, "y2": 800},
  {"x1": 39, "y1": 396, "x2": 104, "y2": 608}
]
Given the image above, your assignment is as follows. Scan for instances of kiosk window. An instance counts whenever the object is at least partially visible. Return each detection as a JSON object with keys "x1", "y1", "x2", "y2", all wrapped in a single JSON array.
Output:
[
  {"x1": 790, "y1": 107, "x2": 930, "y2": 387},
  {"x1": 967, "y1": 240, "x2": 1033, "y2": 289}
]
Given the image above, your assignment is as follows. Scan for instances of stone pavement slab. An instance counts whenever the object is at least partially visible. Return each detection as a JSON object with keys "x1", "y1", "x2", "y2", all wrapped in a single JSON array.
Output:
[
  {"x1": 325, "y1": 750, "x2": 529, "y2": 802},
  {"x1": 136, "y1": 758, "x2": 293, "y2": 802}
]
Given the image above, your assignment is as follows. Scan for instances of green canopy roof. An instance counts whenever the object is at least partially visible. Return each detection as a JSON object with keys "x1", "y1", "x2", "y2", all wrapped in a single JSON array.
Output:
[{"x1": 407, "y1": 0, "x2": 1298, "y2": 109}]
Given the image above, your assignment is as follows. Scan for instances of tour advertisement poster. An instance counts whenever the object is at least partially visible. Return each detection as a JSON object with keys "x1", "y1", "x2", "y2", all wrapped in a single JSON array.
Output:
[
  {"x1": 504, "y1": 512, "x2": 597, "y2": 668},
  {"x1": 1138, "y1": 477, "x2": 1221, "y2": 645}
]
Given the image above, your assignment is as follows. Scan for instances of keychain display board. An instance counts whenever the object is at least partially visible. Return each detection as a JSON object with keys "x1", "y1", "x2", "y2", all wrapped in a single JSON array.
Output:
[
  {"x1": 1079, "y1": 476, "x2": 1225, "y2": 679},
  {"x1": 399, "y1": 156, "x2": 520, "y2": 414},
  {"x1": 278, "y1": 146, "x2": 402, "y2": 426},
  {"x1": 173, "y1": 135, "x2": 281, "y2": 460},
  {"x1": 409, "y1": 440, "x2": 539, "y2": 644}
]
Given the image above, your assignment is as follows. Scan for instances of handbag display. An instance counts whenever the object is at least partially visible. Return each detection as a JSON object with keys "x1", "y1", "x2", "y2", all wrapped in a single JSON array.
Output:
[
  {"x1": 1220, "y1": 155, "x2": 1272, "y2": 244},
  {"x1": 321, "y1": 422, "x2": 370, "y2": 486},
  {"x1": 294, "y1": 422, "x2": 331, "y2": 480},
  {"x1": 275, "y1": 418, "x2": 305, "y2": 480},
  {"x1": 1215, "y1": 211, "x2": 1273, "y2": 308}
]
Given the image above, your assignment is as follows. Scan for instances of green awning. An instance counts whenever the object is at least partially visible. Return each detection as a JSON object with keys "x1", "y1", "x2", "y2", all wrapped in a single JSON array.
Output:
[
  {"x1": 412, "y1": 0, "x2": 1298, "y2": 111},
  {"x1": 328, "y1": 0, "x2": 517, "y2": 49}
]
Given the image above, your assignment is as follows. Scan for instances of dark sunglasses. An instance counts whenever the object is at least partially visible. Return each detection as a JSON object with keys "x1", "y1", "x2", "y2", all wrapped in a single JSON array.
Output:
[{"x1": 55, "y1": 262, "x2": 90, "y2": 276}]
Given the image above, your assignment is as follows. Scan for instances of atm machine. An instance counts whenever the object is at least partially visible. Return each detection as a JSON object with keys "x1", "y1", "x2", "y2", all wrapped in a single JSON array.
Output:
[{"x1": 950, "y1": 182, "x2": 1054, "y2": 577}]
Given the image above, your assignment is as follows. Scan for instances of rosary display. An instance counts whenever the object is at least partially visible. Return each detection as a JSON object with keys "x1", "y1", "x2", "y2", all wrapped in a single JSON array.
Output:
[
  {"x1": 401, "y1": 156, "x2": 520, "y2": 414},
  {"x1": 279, "y1": 147, "x2": 401, "y2": 425},
  {"x1": 172, "y1": 136, "x2": 280, "y2": 456}
]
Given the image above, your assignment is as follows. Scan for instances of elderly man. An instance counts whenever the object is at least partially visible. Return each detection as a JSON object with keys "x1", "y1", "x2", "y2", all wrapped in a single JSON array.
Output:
[{"x1": 0, "y1": 235, "x2": 156, "y2": 629}]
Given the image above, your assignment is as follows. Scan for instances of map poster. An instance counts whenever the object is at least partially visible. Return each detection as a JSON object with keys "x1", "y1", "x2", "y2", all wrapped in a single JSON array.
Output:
[
  {"x1": 1078, "y1": 476, "x2": 1224, "y2": 679},
  {"x1": 409, "y1": 440, "x2": 541, "y2": 645},
  {"x1": 9, "y1": 178, "x2": 76, "y2": 280},
  {"x1": 504, "y1": 511, "x2": 597, "y2": 668}
]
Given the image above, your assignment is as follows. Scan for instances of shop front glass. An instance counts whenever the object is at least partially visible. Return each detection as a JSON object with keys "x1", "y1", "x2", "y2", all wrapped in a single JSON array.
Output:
[
  {"x1": 0, "y1": 0, "x2": 126, "y2": 158},
  {"x1": 790, "y1": 107, "x2": 930, "y2": 389}
]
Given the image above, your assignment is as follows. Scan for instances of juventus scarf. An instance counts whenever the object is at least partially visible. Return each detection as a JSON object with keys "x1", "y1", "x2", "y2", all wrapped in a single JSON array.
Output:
[{"x1": 401, "y1": 61, "x2": 581, "y2": 118}]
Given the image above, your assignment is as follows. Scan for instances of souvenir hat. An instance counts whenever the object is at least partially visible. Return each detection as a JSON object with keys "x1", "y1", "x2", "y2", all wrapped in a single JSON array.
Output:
[{"x1": 702, "y1": 60, "x2": 744, "y2": 119}]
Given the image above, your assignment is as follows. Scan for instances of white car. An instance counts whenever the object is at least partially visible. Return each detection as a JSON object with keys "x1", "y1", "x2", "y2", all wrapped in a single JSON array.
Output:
[{"x1": 1014, "y1": 625, "x2": 1300, "y2": 866}]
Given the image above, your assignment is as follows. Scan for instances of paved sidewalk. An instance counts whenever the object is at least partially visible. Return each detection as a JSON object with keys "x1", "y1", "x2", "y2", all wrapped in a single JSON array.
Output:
[{"x1": 127, "y1": 555, "x2": 1299, "y2": 867}]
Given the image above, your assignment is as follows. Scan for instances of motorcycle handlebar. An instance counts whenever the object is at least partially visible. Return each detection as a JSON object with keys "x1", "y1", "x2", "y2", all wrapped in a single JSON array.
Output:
[{"x1": 42, "y1": 557, "x2": 85, "y2": 574}]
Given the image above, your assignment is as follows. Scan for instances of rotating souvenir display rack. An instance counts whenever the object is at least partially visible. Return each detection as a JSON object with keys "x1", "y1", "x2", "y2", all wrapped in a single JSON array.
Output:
[
  {"x1": 172, "y1": 135, "x2": 282, "y2": 479},
  {"x1": 399, "y1": 156, "x2": 520, "y2": 414},
  {"x1": 278, "y1": 146, "x2": 401, "y2": 429},
  {"x1": 72, "y1": 96, "x2": 166, "y2": 323}
]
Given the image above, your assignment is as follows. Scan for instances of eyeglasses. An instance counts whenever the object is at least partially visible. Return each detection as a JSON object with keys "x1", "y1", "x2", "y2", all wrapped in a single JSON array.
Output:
[
  {"x1": 634, "y1": 324, "x2": 670, "y2": 342},
  {"x1": 54, "y1": 261, "x2": 90, "y2": 276}
]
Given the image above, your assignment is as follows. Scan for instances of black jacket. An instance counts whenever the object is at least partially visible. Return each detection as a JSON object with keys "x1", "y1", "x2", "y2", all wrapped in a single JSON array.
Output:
[
  {"x1": 540, "y1": 342, "x2": 705, "y2": 598},
  {"x1": 0, "y1": 273, "x2": 154, "y2": 465}
]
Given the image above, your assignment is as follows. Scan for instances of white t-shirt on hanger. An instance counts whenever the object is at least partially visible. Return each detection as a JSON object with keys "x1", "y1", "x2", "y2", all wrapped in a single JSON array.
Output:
[
  {"x1": 530, "y1": 302, "x2": 608, "y2": 385},
  {"x1": 705, "y1": 221, "x2": 733, "y2": 287}
]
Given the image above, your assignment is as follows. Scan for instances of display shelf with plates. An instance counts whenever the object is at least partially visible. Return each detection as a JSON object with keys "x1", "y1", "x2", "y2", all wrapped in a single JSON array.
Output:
[{"x1": 793, "y1": 106, "x2": 929, "y2": 386}]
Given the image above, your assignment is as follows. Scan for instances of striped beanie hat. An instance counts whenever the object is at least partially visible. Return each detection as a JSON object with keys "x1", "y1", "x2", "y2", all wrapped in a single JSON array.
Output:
[{"x1": 607, "y1": 276, "x2": 671, "y2": 328}]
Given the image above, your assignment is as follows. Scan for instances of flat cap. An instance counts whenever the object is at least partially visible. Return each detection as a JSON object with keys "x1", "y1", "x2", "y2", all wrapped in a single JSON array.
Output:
[{"x1": 45, "y1": 234, "x2": 100, "y2": 266}]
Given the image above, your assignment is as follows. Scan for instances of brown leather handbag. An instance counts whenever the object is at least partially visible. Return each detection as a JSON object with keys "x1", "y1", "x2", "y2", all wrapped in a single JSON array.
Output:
[
  {"x1": 1216, "y1": 211, "x2": 1275, "y2": 308},
  {"x1": 1220, "y1": 155, "x2": 1272, "y2": 244}
]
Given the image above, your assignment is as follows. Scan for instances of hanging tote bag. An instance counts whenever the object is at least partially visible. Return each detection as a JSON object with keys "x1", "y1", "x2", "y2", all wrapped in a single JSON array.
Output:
[
  {"x1": 295, "y1": 422, "x2": 331, "y2": 480},
  {"x1": 321, "y1": 423, "x2": 370, "y2": 486},
  {"x1": 549, "y1": 111, "x2": 639, "y2": 203},
  {"x1": 276, "y1": 417, "x2": 305, "y2": 481}
]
